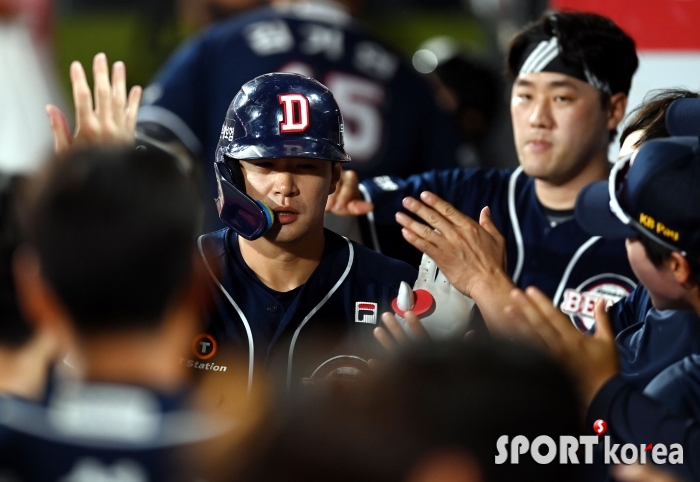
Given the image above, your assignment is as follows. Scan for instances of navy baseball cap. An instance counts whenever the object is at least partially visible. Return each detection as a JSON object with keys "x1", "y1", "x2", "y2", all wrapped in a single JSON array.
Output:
[
  {"x1": 575, "y1": 136, "x2": 700, "y2": 256},
  {"x1": 666, "y1": 98, "x2": 700, "y2": 137}
]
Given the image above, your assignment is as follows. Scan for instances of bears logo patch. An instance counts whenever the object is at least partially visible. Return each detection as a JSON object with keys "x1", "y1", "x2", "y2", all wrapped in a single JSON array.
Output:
[{"x1": 560, "y1": 274, "x2": 636, "y2": 332}]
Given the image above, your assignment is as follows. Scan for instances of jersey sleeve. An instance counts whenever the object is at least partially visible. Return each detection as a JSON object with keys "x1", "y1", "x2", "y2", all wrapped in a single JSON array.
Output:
[
  {"x1": 359, "y1": 168, "x2": 512, "y2": 264},
  {"x1": 644, "y1": 355, "x2": 700, "y2": 421},
  {"x1": 587, "y1": 375, "x2": 700, "y2": 480},
  {"x1": 360, "y1": 168, "x2": 514, "y2": 234},
  {"x1": 137, "y1": 34, "x2": 209, "y2": 157}
]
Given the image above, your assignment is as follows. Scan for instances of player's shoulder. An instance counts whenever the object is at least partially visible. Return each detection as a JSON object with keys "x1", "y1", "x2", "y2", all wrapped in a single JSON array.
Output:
[
  {"x1": 199, "y1": 228, "x2": 229, "y2": 250},
  {"x1": 421, "y1": 166, "x2": 519, "y2": 184},
  {"x1": 344, "y1": 235, "x2": 417, "y2": 285},
  {"x1": 0, "y1": 382, "x2": 225, "y2": 445},
  {"x1": 198, "y1": 228, "x2": 233, "y2": 267},
  {"x1": 0, "y1": 382, "x2": 227, "y2": 480}
]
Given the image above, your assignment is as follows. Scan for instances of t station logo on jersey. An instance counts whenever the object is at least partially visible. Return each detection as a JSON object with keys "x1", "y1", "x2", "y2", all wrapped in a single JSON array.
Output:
[
  {"x1": 559, "y1": 275, "x2": 635, "y2": 332},
  {"x1": 192, "y1": 333, "x2": 217, "y2": 360},
  {"x1": 279, "y1": 93, "x2": 310, "y2": 133},
  {"x1": 178, "y1": 333, "x2": 228, "y2": 372},
  {"x1": 495, "y1": 419, "x2": 683, "y2": 466}
]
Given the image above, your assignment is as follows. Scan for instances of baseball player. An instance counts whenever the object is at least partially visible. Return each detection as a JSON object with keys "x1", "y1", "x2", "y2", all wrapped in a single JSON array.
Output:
[
  {"x1": 192, "y1": 72, "x2": 422, "y2": 395},
  {"x1": 46, "y1": 55, "x2": 476, "y2": 396},
  {"x1": 328, "y1": 11, "x2": 640, "y2": 334},
  {"x1": 0, "y1": 146, "x2": 228, "y2": 481},
  {"x1": 136, "y1": 0, "x2": 462, "y2": 230},
  {"x1": 506, "y1": 134, "x2": 700, "y2": 481}
]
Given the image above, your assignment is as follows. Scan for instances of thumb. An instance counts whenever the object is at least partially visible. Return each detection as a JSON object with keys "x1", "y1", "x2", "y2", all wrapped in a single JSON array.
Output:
[
  {"x1": 479, "y1": 206, "x2": 502, "y2": 240},
  {"x1": 46, "y1": 105, "x2": 72, "y2": 155},
  {"x1": 593, "y1": 298, "x2": 614, "y2": 341},
  {"x1": 479, "y1": 205, "x2": 507, "y2": 270}
]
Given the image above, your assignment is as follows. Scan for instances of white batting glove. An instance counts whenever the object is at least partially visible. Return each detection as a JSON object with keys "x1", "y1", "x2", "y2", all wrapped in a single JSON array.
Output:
[{"x1": 393, "y1": 254, "x2": 477, "y2": 340}]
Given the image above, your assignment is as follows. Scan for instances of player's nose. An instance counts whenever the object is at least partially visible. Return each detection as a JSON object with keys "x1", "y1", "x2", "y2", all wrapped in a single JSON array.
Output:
[
  {"x1": 272, "y1": 170, "x2": 299, "y2": 197},
  {"x1": 528, "y1": 97, "x2": 554, "y2": 128}
]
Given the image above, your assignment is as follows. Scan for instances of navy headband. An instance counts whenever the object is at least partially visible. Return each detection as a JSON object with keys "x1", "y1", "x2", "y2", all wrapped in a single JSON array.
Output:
[{"x1": 515, "y1": 36, "x2": 612, "y2": 95}]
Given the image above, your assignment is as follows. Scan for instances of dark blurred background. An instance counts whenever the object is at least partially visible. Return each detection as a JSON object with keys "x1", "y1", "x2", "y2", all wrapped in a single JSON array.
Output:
[{"x1": 50, "y1": 0, "x2": 547, "y2": 103}]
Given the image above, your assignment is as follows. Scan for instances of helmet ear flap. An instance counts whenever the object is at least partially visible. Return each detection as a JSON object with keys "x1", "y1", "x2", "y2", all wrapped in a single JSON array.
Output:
[{"x1": 214, "y1": 160, "x2": 274, "y2": 240}]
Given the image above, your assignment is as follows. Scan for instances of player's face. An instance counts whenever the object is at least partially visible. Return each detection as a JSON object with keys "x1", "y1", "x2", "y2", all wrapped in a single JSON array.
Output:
[
  {"x1": 511, "y1": 72, "x2": 615, "y2": 184},
  {"x1": 240, "y1": 158, "x2": 341, "y2": 243},
  {"x1": 625, "y1": 237, "x2": 686, "y2": 309}
]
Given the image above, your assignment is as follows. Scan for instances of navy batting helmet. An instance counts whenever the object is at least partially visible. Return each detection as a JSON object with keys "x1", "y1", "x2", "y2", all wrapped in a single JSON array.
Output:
[
  {"x1": 216, "y1": 72, "x2": 350, "y2": 163},
  {"x1": 214, "y1": 73, "x2": 349, "y2": 240}
]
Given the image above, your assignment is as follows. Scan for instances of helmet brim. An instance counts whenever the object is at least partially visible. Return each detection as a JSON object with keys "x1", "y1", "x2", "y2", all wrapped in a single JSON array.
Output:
[{"x1": 224, "y1": 137, "x2": 351, "y2": 162}]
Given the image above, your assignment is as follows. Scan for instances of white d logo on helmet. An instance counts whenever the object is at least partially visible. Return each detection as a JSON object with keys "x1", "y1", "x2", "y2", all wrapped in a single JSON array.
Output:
[{"x1": 278, "y1": 93, "x2": 310, "y2": 133}]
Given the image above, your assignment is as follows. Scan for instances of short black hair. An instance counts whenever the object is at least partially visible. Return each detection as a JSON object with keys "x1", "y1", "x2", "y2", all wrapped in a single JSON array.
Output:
[
  {"x1": 638, "y1": 234, "x2": 700, "y2": 287},
  {"x1": 619, "y1": 88, "x2": 700, "y2": 148},
  {"x1": 27, "y1": 147, "x2": 202, "y2": 334},
  {"x1": 506, "y1": 11, "x2": 638, "y2": 142},
  {"x1": 506, "y1": 11, "x2": 638, "y2": 95},
  {"x1": 0, "y1": 174, "x2": 33, "y2": 346}
]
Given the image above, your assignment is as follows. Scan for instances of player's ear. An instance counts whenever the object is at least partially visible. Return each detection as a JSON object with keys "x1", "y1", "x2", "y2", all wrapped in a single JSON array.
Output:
[
  {"x1": 329, "y1": 162, "x2": 342, "y2": 195},
  {"x1": 667, "y1": 251, "x2": 694, "y2": 288},
  {"x1": 606, "y1": 92, "x2": 627, "y2": 131},
  {"x1": 12, "y1": 246, "x2": 75, "y2": 349}
]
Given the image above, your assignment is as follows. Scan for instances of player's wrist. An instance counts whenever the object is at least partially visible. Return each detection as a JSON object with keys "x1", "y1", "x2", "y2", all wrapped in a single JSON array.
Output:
[{"x1": 469, "y1": 269, "x2": 514, "y2": 303}]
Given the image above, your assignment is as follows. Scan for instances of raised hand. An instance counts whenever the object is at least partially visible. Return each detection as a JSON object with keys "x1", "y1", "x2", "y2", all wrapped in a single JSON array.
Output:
[
  {"x1": 395, "y1": 191, "x2": 515, "y2": 333},
  {"x1": 46, "y1": 53, "x2": 142, "y2": 155},
  {"x1": 325, "y1": 169, "x2": 373, "y2": 216},
  {"x1": 504, "y1": 286, "x2": 619, "y2": 406}
]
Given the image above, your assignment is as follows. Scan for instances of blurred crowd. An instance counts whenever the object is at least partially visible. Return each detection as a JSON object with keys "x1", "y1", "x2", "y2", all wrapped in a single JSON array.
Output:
[{"x1": 2, "y1": 1, "x2": 700, "y2": 481}]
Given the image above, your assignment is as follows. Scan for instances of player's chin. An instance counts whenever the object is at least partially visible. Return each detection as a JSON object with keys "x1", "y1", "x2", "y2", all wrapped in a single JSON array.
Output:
[
  {"x1": 266, "y1": 224, "x2": 304, "y2": 243},
  {"x1": 520, "y1": 162, "x2": 551, "y2": 180}
]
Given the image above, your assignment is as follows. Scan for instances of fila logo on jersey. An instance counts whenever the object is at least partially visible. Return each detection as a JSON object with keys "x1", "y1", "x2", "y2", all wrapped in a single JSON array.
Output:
[
  {"x1": 560, "y1": 275, "x2": 635, "y2": 332},
  {"x1": 279, "y1": 93, "x2": 310, "y2": 133},
  {"x1": 355, "y1": 302, "x2": 378, "y2": 324},
  {"x1": 192, "y1": 333, "x2": 217, "y2": 360}
]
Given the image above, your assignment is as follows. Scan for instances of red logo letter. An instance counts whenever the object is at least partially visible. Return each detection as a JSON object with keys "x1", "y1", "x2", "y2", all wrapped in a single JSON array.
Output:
[{"x1": 279, "y1": 93, "x2": 310, "y2": 133}]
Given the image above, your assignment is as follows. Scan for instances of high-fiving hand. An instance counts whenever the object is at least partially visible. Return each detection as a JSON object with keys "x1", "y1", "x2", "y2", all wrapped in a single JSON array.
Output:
[{"x1": 46, "y1": 53, "x2": 142, "y2": 155}]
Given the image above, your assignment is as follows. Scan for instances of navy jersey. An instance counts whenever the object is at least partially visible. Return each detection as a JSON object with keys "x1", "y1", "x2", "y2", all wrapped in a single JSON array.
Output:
[
  {"x1": 191, "y1": 228, "x2": 417, "y2": 393},
  {"x1": 138, "y1": 3, "x2": 460, "y2": 230},
  {"x1": 0, "y1": 382, "x2": 226, "y2": 482},
  {"x1": 645, "y1": 355, "x2": 700, "y2": 421},
  {"x1": 586, "y1": 375, "x2": 700, "y2": 481},
  {"x1": 361, "y1": 167, "x2": 638, "y2": 332},
  {"x1": 608, "y1": 285, "x2": 700, "y2": 389}
]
